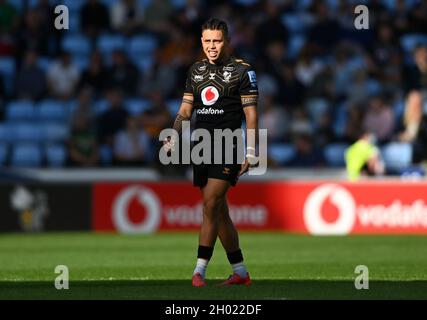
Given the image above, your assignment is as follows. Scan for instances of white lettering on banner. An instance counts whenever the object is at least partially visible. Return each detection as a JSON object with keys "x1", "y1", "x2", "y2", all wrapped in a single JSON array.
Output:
[
  {"x1": 164, "y1": 203, "x2": 267, "y2": 226},
  {"x1": 112, "y1": 186, "x2": 161, "y2": 233},
  {"x1": 304, "y1": 184, "x2": 427, "y2": 235},
  {"x1": 357, "y1": 200, "x2": 427, "y2": 228}
]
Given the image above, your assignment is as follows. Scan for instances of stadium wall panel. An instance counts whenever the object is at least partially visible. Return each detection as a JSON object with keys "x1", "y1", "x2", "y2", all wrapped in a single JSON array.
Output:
[
  {"x1": 93, "y1": 181, "x2": 427, "y2": 235},
  {"x1": 0, "y1": 184, "x2": 91, "y2": 232}
]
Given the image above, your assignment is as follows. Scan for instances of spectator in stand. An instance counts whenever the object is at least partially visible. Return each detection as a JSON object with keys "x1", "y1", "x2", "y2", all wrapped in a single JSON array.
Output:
[
  {"x1": 258, "y1": 95, "x2": 288, "y2": 143},
  {"x1": 397, "y1": 92, "x2": 427, "y2": 164},
  {"x1": 67, "y1": 113, "x2": 99, "y2": 167},
  {"x1": 289, "y1": 134, "x2": 325, "y2": 167},
  {"x1": 110, "y1": 0, "x2": 144, "y2": 36},
  {"x1": 72, "y1": 87, "x2": 96, "y2": 125},
  {"x1": 106, "y1": 49, "x2": 139, "y2": 96},
  {"x1": 96, "y1": 88, "x2": 129, "y2": 146},
  {"x1": 295, "y1": 44, "x2": 324, "y2": 87},
  {"x1": 140, "y1": 90, "x2": 173, "y2": 155},
  {"x1": 255, "y1": 0, "x2": 288, "y2": 49},
  {"x1": 113, "y1": 116, "x2": 151, "y2": 166},
  {"x1": 0, "y1": 0, "x2": 19, "y2": 33},
  {"x1": 362, "y1": 95, "x2": 395, "y2": 145},
  {"x1": 16, "y1": 8, "x2": 50, "y2": 60},
  {"x1": 343, "y1": 103, "x2": 365, "y2": 144},
  {"x1": 345, "y1": 130, "x2": 385, "y2": 181},
  {"x1": 143, "y1": 0, "x2": 174, "y2": 35},
  {"x1": 79, "y1": 51, "x2": 108, "y2": 97},
  {"x1": 15, "y1": 50, "x2": 46, "y2": 101},
  {"x1": 290, "y1": 108, "x2": 313, "y2": 138},
  {"x1": 80, "y1": 0, "x2": 110, "y2": 40},
  {"x1": 47, "y1": 51, "x2": 80, "y2": 100},
  {"x1": 403, "y1": 45, "x2": 427, "y2": 94}
]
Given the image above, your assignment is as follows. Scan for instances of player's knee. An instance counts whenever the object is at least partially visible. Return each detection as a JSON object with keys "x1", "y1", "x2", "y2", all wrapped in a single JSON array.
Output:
[{"x1": 203, "y1": 196, "x2": 223, "y2": 217}]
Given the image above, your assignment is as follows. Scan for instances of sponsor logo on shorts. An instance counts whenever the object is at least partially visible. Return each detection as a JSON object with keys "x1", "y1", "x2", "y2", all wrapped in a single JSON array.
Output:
[{"x1": 223, "y1": 167, "x2": 231, "y2": 174}]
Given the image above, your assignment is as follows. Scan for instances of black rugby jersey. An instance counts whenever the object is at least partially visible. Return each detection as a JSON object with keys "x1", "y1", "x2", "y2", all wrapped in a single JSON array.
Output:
[{"x1": 184, "y1": 56, "x2": 258, "y2": 131}]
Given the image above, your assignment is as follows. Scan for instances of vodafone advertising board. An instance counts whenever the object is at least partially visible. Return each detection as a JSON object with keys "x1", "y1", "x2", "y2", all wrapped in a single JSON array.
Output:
[{"x1": 93, "y1": 182, "x2": 427, "y2": 235}]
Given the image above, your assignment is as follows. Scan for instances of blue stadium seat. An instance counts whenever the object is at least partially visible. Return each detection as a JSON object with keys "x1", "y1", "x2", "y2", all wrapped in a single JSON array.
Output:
[
  {"x1": 61, "y1": 0, "x2": 85, "y2": 12},
  {"x1": 11, "y1": 143, "x2": 43, "y2": 167},
  {"x1": 128, "y1": 35, "x2": 158, "y2": 58},
  {"x1": 0, "y1": 124, "x2": 12, "y2": 143},
  {"x1": 0, "y1": 142, "x2": 8, "y2": 166},
  {"x1": 97, "y1": 34, "x2": 126, "y2": 56},
  {"x1": 99, "y1": 144, "x2": 113, "y2": 166},
  {"x1": 62, "y1": 34, "x2": 91, "y2": 56},
  {"x1": 94, "y1": 99, "x2": 110, "y2": 115},
  {"x1": 305, "y1": 98, "x2": 329, "y2": 125},
  {"x1": 0, "y1": 57, "x2": 16, "y2": 93},
  {"x1": 134, "y1": 56, "x2": 155, "y2": 72},
  {"x1": 166, "y1": 99, "x2": 181, "y2": 116},
  {"x1": 37, "y1": 56, "x2": 51, "y2": 72},
  {"x1": 37, "y1": 100, "x2": 69, "y2": 122},
  {"x1": 324, "y1": 143, "x2": 349, "y2": 167},
  {"x1": 381, "y1": 142, "x2": 413, "y2": 170},
  {"x1": 124, "y1": 99, "x2": 150, "y2": 115},
  {"x1": 400, "y1": 34, "x2": 427, "y2": 53},
  {"x1": 6, "y1": 101, "x2": 35, "y2": 122},
  {"x1": 45, "y1": 144, "x2": 67, "y2": 167},
  {"x1": 12, "y1": 123, "x2": 43, "y2": 143},
  {"x1": 268, "y1": 143, "x2": 296, "y2": 166},
  {"x1": 287, "y1": 35, "x2": 306, "y2": 59},
  {"x1": 42, "y1": 123, "x2": 70, "y2": 142}
]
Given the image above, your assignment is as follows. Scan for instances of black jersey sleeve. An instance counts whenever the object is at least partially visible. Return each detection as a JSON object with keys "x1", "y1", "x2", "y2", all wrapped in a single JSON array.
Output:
[
  {"x1": 239, "y1": 67, "x2": 258, "y2": 107},
  {"x1": 184, "y1": 65, "x2": 194, "y2": 95}
]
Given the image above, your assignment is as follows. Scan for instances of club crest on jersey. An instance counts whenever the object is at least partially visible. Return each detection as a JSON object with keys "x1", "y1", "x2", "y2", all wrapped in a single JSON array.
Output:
[
  {"x1": 194, "y1": 75, "x2": 204, "y2": 82},
  {"x1": 222, "y1": 71, "x2": 231, "y2": 83},
  {"x1": 201, "y1": 86, "x2": 219, "y2": 106}
]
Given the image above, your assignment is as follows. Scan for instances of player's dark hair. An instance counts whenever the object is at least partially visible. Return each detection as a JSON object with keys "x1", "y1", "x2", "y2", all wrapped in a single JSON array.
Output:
[{"x1": 201, "y1": 18, "x2": 229, "y2": 40}]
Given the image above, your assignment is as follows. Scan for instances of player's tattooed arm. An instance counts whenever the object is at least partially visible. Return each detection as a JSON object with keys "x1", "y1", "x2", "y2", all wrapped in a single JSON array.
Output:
[
  {"x1": 241, "y1": 95, "x2": 258, "y2": 108},
  {"x1": 164, "y1": 93, "x2": 193, "y2": 149}
]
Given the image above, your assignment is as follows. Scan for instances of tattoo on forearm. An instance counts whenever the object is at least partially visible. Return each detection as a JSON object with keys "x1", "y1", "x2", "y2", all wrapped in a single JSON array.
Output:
[
  {"x1": 241, "y1": 95, "x2": 258, "y2": 107},
  {"x1": 182, "y1": 98, "x2": 193, "y2": 105},
  {"x1": 172, "y1": 113, "x2": 190, "y2": 135}
]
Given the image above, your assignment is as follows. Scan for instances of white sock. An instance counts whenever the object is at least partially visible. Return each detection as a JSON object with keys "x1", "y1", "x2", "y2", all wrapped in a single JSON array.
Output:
[
  {"x1": 232, "y1": 262, "x2": 248, "y2": 278},
  {"x1": 193, "y1": 258, "x2": 209, "y2": 278}
]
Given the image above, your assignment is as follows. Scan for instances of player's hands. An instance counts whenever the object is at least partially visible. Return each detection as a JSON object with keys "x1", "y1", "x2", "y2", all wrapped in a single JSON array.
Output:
[
  {"x1": 238, "y1": 157, "x2": 258, "y2": 177},
  {"x1": 163, "y1": 135, "x2": 177, "y2": 153}
]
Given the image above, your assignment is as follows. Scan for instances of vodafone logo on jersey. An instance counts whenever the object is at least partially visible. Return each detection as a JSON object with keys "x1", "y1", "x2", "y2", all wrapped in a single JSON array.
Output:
[
  {"x1": 201, "y1": 86, "x2": 219, "y2": 106},
  {"x1": 303, "y1": 184, "x2": 356, "y2": 235},
  {"x1": 112, "y1": 185, "x2": 161, "y2": 233}
]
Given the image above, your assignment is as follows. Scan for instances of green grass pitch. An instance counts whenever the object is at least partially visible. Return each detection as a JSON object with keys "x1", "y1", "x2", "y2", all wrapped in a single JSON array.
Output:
[{"x1": 1, "y1": 232, "x2": 427, "y2": 300}]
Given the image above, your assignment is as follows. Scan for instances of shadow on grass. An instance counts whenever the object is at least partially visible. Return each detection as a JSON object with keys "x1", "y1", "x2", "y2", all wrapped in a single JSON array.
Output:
[{"x1": 1, "y1": 280, "x2": 427, "y2": 300}]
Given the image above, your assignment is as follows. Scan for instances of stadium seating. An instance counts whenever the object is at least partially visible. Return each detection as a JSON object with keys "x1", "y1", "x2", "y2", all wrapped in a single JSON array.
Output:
[
  {"x1": 12, "y1": 123, "x2": 43, "y2": 143},
  {"x1": 0, "y1": 57, "x2": 15, "y2": 94},
  {"x1": 268, "y1": 143, "x2": 296, "y2": 166},
  {"x1": 381, "y1": 142, "x2": 413, "y2": 171},
  {"x1": 127, "y1": 35, "x2": 158, "y2": 60},
  {"x1": 61, "y1": 34, "x2": 91, "y2": 57},
  {"x1": 42, "y1": 123, "x2": 70, "y2": 143},
  {"x1": 45, "y1": 144, "x2": 67, "y2": 167},
  {"x1": 124, "y1": 98, "x2": 150, "y2": 115},
  {"x1": 11, "y1": 143, "x2": 43, "y2": 167},
  {"x1": 5, "y1": 101, "x2": 35, "y2": 122},
  {"x1": 37, "y1": 100, "x2": 69, "y2": 122},
  {"x1": 324, "y1": 143, "x2": 349, "y2": 167},
  {"x1": 97, "y1": 34, "x2": 126, "y2": 57},
  {"x1": 0, "y1": 143, "x2": 8, "y2": 166}
]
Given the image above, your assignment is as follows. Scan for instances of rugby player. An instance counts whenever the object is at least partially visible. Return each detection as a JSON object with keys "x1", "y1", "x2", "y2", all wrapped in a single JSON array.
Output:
[{"x1": 163, "y1": 18, "x2": 258, "y2": 287}]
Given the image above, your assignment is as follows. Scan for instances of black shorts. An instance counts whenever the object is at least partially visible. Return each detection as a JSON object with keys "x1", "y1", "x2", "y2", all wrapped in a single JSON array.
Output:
[{"x1": 193, "y1": 163, "x2": 241, "y2": 188}]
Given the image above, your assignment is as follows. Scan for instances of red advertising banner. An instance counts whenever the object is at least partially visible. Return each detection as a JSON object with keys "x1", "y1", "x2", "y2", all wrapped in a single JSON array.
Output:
[{"x1": 93, "y1": 181, "x2": 427, "y2": 234}]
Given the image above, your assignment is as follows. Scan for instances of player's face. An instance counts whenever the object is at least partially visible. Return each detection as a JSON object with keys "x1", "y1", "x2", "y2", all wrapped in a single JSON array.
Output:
[{"x1": 201, "y1": 29, "x2": 227, "y2": 63}]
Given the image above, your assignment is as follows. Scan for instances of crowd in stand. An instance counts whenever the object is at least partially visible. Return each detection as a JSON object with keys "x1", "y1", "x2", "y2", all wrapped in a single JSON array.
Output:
[{"x1": 0, "y1": 0, "x2": 426, "y2": 174}]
